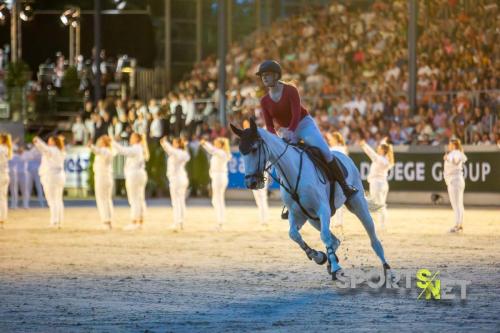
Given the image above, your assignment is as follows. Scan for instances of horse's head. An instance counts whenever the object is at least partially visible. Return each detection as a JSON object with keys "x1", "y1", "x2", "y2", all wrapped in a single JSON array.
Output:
[{"x1": 230, "y1": 118, "x2": 267, "y2": 190}]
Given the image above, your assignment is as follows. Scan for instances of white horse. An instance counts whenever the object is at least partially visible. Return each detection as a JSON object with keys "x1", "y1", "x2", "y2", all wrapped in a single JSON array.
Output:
[{"x1": 231, "y1": 119, "x2": 391, "y2": 279}]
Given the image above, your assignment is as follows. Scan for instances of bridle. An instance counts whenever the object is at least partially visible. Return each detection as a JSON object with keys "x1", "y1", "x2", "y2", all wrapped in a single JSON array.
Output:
[
  {"x1": 241, "y1": 135, "x2": 324, "y2": 221},
  {"x1": 242, "y1": 136, "x2": 289, "y2": 189}
]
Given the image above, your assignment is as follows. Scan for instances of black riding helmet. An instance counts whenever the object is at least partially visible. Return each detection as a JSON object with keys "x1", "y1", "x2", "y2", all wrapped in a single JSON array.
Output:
[{"x1": 255, "y1": 60, "x2": 282, "y2": 79}]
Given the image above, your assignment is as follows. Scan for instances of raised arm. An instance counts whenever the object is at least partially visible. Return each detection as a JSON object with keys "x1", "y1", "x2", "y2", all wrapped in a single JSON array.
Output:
[
  {"x1": 33, "y1": 137, "x2": 51, "y2": 155},
  {"x1": 360, "y1": 141, "x2": 380, "y2": 163},
  {"x1": 160, "y1": 139, "x2": 175, "y2": 156},
  {"x1": 201, "y1": 141, "x2": 230, "y2": 160},
  {"x1": 112, "y1": 140, "x2": 139, "y2": 157},
  {"x1": 90, "y1": 145, "x2": 113, "y2": 158},
  {"x1": 447, "y1": 151, "x2": 467, "y2": 165}
]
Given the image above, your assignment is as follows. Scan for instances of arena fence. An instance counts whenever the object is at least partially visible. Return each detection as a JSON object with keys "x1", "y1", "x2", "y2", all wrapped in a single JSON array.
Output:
[{"x1": 64, "y1": 144, "x2": 499, "y2": 198}]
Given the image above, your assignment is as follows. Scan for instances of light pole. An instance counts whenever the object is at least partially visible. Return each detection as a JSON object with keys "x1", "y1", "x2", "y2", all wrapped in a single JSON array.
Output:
[{"x1": 60, "y1": 7, "x2": 81, "y2": 66}]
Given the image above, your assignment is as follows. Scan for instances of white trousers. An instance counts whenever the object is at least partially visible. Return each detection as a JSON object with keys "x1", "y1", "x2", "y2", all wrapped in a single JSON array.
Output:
[
  {"x1": 95, "y1": 174, "x2": 114, "y2": 223},
  {"x1": 28, "y1": 169, "x2": 45, "y2": 206},
  {"x1": 369, "y1": 180, "x2": 389, "y2": 228},
  {"x1": 41, "y1": 173, "x2": 65, "y2": 225},
  {"x1": 9, "y1": 171, "x2": 18, "y2": 209},
  {"x1": 333, "y1": 206, "x2": 345, "y2": 226},
  {"x1": 169, "y1": 176, "x2": 189, "y2": 227},
  {"x1": 125, "y1": 170, "x2": 147, "y2": 221},
  {"x1": 0, "y1": 176, "x2": 9, "y2": 221},
  {"x1": 18, "y1": 172, "x2": 30, "y2": 208},
  {"x1": 252, "y1": 188, "x2": 269, "y2": 225},
  {"x1": 211, "y1": 172, "x2": 228, "y2": 225},
  {"x1": 447, "y1": 177, "x2": 465, "y2": 226}
]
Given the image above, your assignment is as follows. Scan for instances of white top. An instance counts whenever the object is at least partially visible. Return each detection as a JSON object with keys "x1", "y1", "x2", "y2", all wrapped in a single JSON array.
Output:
[
  {"x1": 33, "y1": 138, "x2": 66, "y2": 178},
  {"x1": 330, "y1": 145, "x2": 348, "y2": 155},
  {"x1": 444, "y1": 149, "x2": 467, "y2": 183},
  {"x1": 0, "y1": 145, "x2": 10, "y2": 177},
  {"x1": 361, "y1": 142, "x2": 392, "y2": 183},
  {"x1": 90, "y1": 145, "x2": 114, "y2": 177},
  {"x1": 112, "y1": 141, "x2": 146, "y2": 176},
  {"x1": 150, "y1": 118, "x2": 163, "y2": 138},
  {"x1": 160, "y1": 140, "x2": 190, "y2": 180},
  {"x1": 201, "y1": 142, "x2": 231, "y2": 175},
  {"x1": 72, "y1": 122, "x2": 87, "y2": 142}
]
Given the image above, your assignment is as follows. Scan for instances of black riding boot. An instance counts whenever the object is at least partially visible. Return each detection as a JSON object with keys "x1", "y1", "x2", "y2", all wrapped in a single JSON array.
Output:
[{"x1": 328, "y1": 158, "x2": 358, "y2": 197}]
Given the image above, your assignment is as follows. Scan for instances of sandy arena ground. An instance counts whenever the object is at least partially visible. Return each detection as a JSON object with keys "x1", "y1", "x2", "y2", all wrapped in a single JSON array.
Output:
[{"x1": 0, "y1": 200, "x2": 499, "y2": 332}]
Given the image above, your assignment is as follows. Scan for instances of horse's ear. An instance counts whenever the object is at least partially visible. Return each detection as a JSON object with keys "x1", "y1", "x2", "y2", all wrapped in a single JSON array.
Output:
[
  {"x1": 250, "y1": 117, "x2": 257, "y2": 133},
  {"x1": 230, "y1": 123, "x2": 243, "y2": 137}
]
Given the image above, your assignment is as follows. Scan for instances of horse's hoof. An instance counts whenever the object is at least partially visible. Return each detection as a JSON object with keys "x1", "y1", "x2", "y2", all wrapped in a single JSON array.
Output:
[
  {"x1": 331, "y1": 269, "x2": 342, "y2": 281},
  {"x1": 314, "y1": 251, "x2": 327, "y2": 265}
]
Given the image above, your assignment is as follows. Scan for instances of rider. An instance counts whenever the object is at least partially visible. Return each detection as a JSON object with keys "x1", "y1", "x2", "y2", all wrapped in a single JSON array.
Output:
[{"x1": 257, "y1": 60, "x2": 357, "y2": 197}]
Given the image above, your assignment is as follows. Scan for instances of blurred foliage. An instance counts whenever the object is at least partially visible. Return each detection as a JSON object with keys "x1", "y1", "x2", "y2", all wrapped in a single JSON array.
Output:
[
  {"x1": 6, "y1": 61, "x2": 30, "y2": 88},
  {"x1": 60, "y1": 66, "x2": 81, "y2": 98}
]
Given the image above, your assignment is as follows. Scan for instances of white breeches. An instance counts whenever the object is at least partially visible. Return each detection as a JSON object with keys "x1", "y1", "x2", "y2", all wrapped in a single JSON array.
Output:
[
  {"x1": 447, "y1": 177, "x2": 465, "y2": 226},
  {"x1": 28, "y1": 169, "x2": 45, "y2": 205},
  {"x1": 9, "y1": 171, "x2": 18, "y2": 209},
  {"x1": 41, "y1": 173, "x2": 65, "y2": 225},
  {"x1": 252, "y1": 188, "x2": 269, "y2": 225},
  {"x1": 95, "y1": 174, "x2": 114, "y2": 223},
  {"x1": 0, "y1": 176, "x2": 9, "y2": 221},
  {"x1": 125, "y1": 170, "x2": 147, "y2": 221},
  {"x1": 333, "y1": 206, "x2": 345, "y2": 226},
  {"x1": 18, "y1": 172, "x2": 29, "y2": 208},
  {"x1": 369, "y1": 180, "x2": 389, "y2": 227},
  {"x1": 211, "y1": 172, "x2": 228, "y2": 225},
  {"x1": 169, "y1": 176, "x2": 189, "y2": 226}
]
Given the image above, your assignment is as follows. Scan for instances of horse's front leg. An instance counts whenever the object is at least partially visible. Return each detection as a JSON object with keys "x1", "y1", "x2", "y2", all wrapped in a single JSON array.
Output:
[
  {"x1": 317, "y1": 205, "x2": 343, "y2": 280},
  {"x1": 288, "y1": 211, "x2": 327, "y2": 265}
]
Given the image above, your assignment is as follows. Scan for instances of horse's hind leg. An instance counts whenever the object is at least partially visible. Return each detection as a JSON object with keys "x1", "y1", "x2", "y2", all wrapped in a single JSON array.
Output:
[
  {"x1": 345, "y1": 193, "x2": 388, "y2": 266},
  {"x1": 289, "y1": 212, "x2": 327, "y2": 265}
]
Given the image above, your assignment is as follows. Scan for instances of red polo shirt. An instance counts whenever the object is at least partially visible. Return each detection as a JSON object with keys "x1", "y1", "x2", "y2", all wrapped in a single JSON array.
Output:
[{"x1": 260, "y1": 83, "x2": 309, "y2": 134}]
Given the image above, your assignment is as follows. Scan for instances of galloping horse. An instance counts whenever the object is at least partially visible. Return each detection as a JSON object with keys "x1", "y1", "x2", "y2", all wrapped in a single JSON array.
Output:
[{"x1": 231, "y1": 118, "x2": 391, "y2": 279}]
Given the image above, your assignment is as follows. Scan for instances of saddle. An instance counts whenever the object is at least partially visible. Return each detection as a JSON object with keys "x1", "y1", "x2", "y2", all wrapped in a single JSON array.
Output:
[{"x1": 286, "y1": 141, "x2": 348, "y2": 218}]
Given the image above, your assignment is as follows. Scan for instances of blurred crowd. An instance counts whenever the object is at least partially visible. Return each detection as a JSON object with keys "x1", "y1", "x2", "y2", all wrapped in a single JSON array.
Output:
[{"x1": 72, "y1": 0, "x2": 498, "y2": 147}]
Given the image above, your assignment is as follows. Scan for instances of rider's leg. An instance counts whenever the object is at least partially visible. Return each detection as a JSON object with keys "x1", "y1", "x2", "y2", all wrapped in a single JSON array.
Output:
[{"x1": 294, "y1": 116, "x2": 357, "y2": 197}]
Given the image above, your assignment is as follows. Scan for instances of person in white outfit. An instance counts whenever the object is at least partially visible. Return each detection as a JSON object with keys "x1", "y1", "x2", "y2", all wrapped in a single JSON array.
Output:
[
  {"x1": 200, "y1": 137, "x2": 231, "y2": 230},
  {"x1": 0, "y1": 133, "x2": 12, "y2": 228},
  {"x1": 326, "y1": 131, "x2": 348, "y2": 228},
  {"x1": 17, "y1": 147, "x2": 31, "y2": 209},
  {"x1": 8, "y1": 150, "x2": 20, "y2": 209},
  {"x1": 89, "y1": 135, "x2": 115, "y2": 230},
  {"x1": 242, "y1": 119, "x2": 270, "y2": 226},
  {"x1": 25, "y1": 146, "x2": 46, "y2": 207},
  {"x1": 33, "y1": 135, "x2": 66, "y2": 228},
  {"x1": 252, "y1": 180, "x2": 270, "y2": 226},
  {"x1": 160, "y1": 137, "x2": 190, "y2": 230},
  {"x1": 112, "y1": 133, "x2": 149, "y2": 230},
  {"x1": 359, "y1": 138, "x2": 394, "y2": 230},
  {"x1": 444, "y1": 138, "x2": 467, "y2": 233}
]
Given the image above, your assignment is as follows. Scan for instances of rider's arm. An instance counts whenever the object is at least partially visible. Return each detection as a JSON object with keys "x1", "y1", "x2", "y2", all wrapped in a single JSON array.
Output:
[
  {"x1": 287, "y1": 85, "x2": 302, "y2": 132},
  {"x1": 261, "y1": 103, "x2": 277, "y2": 134}
]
